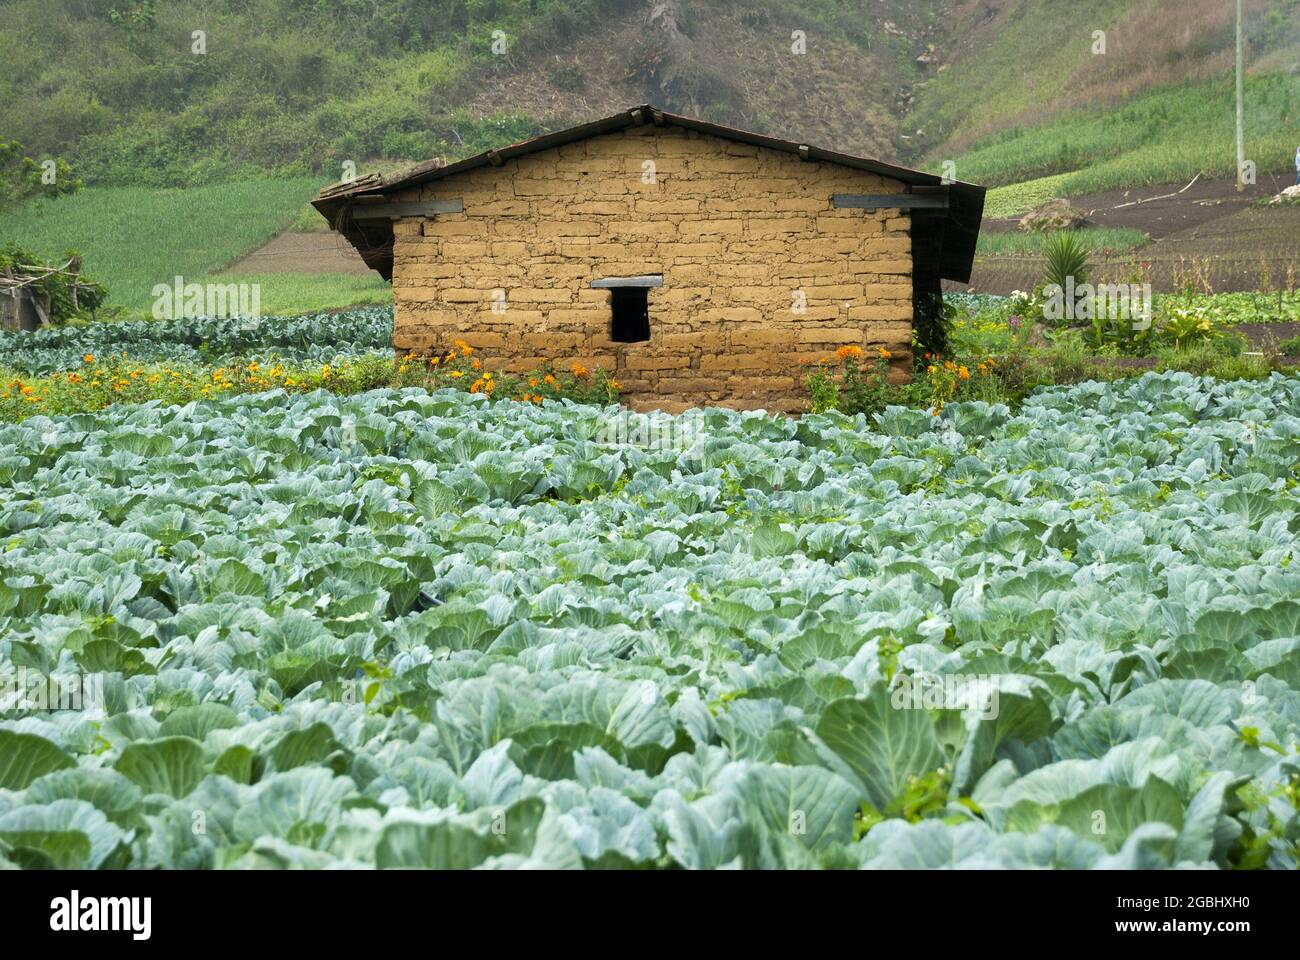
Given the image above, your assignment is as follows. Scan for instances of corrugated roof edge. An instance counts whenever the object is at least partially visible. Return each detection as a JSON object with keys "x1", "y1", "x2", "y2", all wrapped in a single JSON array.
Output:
[{"x1": 312, "y1": 104, "x2": 985, "y2": 284}]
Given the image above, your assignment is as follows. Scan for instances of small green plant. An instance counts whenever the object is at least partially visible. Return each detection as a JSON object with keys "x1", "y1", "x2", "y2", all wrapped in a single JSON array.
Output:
[
  {"x1": 803, "y1": 364, "x2": 840, "y2": 414},
  {"x1": 1160, "y1": 304, "x2": 1217, "y2": 350},
  {"x1": 1041, "y1": 230, "x2": 1090, "y2": 293}
]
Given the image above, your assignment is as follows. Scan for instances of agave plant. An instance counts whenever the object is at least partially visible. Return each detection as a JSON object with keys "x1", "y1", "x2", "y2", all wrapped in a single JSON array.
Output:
[{"x1": 1042, "y1": 229, "x2": 1090, "y2": 294}]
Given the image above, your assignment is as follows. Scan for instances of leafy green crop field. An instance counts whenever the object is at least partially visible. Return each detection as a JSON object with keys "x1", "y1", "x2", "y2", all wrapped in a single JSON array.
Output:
[
  {"x1": 976, "y1": 227, "x2": 1149, "y2": 257},
  {"x1": 0, "y1": 308, "x2": 394, "y2": 376},
  {"x1": 1, "y1": 372, "x2": 1298, "y2": 868}
]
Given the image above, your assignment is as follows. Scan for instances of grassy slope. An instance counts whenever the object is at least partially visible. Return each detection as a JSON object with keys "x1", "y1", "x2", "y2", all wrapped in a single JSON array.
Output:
[
  {"x1": 911, "y1": 0, "x2": 1300, "y2": 199},
  {"x1": 0, "y1": 179, "x2": 327, "y2": 314},
  {"x1": 951, "y1": 74, "x2": 1299, "y2": 193},
  {"x1": 193, "y1": 272, "x2": 392, "y2": 317}
]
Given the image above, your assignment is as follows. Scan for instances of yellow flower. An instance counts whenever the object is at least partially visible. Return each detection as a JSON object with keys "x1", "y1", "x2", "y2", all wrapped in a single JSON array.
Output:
[
  {"x1": 958, "y1": 366, "x2": 970, "y2": 380},
  {"x1": 878, "y1": 347, "x2": 892, "y2": 359},
  {"x1": 482, "y1": 372, "x2": 492, "y2": 380},
  {"x1": 20, "y1": 385, "x2": 33, "y2": 396},
  {"x1": 836, "y1": 344, "x2": 864, "y2": 361},
  {"x1": 450, "y1": 370, "x2": 464, "y2": 379},
  {"x1": 471, "y1": 359, "x2": 481, "y2": 371},
  {"x1": 322, "y1": 365, "x2": 332, "y2": 379},
  {"x1": 430, "y1": 355, "x2": 441, "y2": 366},
  {"x1": 927, "y1": 365, "x2": 938, "y2": 375},
  {"x1": 247, "y1": 361, "x2": 259, "y2": 373}
]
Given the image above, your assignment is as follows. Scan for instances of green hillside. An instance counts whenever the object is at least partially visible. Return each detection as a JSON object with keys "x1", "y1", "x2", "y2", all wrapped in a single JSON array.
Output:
[{"x1": 3, "y1": 0, "x2": 1296, "y2": 192}]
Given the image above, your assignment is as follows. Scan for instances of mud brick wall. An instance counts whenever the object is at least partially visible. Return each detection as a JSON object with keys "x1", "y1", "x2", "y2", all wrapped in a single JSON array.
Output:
[{"x1": 390, "y1": 125, "x2": 913, "y2": 414}]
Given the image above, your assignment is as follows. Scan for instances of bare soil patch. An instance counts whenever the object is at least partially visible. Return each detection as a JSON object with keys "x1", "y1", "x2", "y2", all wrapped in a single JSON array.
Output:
[
  {"x1": 226, "y1": 232, "x2": 373, "y2": 276},
  {"x1": 965, "y1": 175, "x2": 1300, "y2": 294}
]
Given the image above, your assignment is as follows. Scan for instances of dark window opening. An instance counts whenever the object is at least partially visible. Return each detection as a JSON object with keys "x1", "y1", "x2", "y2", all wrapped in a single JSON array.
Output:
[{"x1": 610, "y1": 287, "x2": 651, "y2": 343}]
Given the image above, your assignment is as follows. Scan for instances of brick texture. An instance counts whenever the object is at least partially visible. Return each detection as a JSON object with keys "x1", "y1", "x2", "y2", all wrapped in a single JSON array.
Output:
[{"x1": 390, "y1": 126, "x2": 913, "y2": 413}]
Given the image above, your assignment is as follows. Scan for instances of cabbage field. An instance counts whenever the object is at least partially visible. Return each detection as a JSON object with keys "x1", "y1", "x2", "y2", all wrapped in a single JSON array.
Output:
[
  {"x1": 0, "y1": 309, "x2": 394, "y2": 376},
  {"x1": 1, "y1": 372, "x2": 1299, "y2": 869}
]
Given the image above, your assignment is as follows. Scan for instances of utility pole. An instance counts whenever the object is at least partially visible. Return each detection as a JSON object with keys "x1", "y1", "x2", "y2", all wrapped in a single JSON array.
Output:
[{"x1": 1236, "y1": 0, "x2": 1245, "y2": 192}]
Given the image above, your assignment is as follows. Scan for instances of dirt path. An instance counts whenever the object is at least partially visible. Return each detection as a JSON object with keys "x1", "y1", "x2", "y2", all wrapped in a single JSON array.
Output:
[{"x1": 225, "y1": 231, "x2": 373, "y2": 276}]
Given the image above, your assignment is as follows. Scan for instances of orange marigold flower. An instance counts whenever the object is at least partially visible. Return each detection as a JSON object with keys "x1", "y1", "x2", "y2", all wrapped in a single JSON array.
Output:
[
  {"x1": 83, "y1": 354, "x2": 95, "y2": 364},
  {"x1": 571, "y1": 363, "x2": 589, "y2": 378},
  {"x1": 958, "y1": 366, "x2": 970, "y2": 380},
  {"x1": 878, "y1": 347, "x2": 892, "y2": 359},
  {"x1": 471, "y1": 358, "x2": 482, "y2": 370},
  {"x1": 543, "y1": 374, "x2": 557, "y2": 386},
  {"x1": 529, "y1": 378, "x2": 539, "y2": 388},
  {"x1": 836, "y1": 344, "x2": 864, "y2": 361}
]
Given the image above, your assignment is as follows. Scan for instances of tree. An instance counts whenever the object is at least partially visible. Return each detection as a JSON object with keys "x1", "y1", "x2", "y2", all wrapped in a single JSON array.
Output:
[{"x1": 0, "y1": 138, "x2": 82, "y2": 210}]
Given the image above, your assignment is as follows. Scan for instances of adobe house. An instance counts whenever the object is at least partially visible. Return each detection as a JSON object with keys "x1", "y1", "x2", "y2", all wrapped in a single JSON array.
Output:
[{"x1": 314, "y1": 106, "x2": 984, "y2": 413}]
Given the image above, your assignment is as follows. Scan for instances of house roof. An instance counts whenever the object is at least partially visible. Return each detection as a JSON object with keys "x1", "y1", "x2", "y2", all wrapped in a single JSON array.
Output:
[{"x1": 312, "y1": 105, "x2": 985, "y2": 285}]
